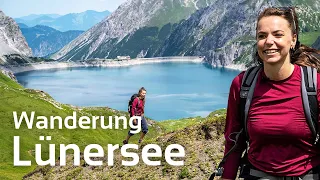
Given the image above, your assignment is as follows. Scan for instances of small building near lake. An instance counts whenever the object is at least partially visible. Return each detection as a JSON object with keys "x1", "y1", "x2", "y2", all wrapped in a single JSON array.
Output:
[{"x1": 116, "y1": 56, "x2": 131, "y2": 61}]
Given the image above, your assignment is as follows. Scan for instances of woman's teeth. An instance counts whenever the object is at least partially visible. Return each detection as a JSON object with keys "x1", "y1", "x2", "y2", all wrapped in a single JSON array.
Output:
[{"x1": 264, "y1": 50, "x2": 279, "y2": 54}]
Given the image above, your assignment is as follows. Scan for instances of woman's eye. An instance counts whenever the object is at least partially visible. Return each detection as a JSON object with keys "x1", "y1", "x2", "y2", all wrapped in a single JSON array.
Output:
[
  {"x1": 275, "y1": 34, "x2": 284, "y2": 37},
  {"x1": 258, "y1": 35, "x2": 266, "y2": 39}
]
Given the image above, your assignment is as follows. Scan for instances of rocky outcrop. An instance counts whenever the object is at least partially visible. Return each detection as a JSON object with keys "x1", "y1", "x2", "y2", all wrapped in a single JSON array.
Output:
[
  {"x1": 0, "y1": 10, "x2": 32, "y2": 64},
  {"x1": 0, "y1": 69, "x2": 17, "y2": 81}
]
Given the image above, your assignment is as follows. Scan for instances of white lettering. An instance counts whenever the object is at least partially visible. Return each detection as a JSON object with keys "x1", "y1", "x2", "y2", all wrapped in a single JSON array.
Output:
[
  {"x1": 142, "y1": 144, "x2": 161, "y2": 166},
  {"x1": 165, "y1": 144, "x2": 185, "y2": 166},
  {"x1": 60, "y1": 144, "x2": 80, "y2": 166},
  {"x1": 121, "y1": 144, "x2": 139, "y2": 166},
  {"x1": 13, "y1": 111, "x2": 35, "y2": 129},
  {"x1": 84, "y1": 144, "x2": 104, "y2": 166},
  {"x1": 13, "y1": 136, "x2": 31, "y2": 166}
]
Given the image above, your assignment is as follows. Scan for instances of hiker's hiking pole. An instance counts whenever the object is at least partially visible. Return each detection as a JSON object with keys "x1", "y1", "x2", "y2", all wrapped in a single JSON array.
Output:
[
  {"x1": 209, "y1": 166, "x2": 224, "y2": 180},
  {"x1": 208, "y1": 128, "x2": 244, "y2": 180}
]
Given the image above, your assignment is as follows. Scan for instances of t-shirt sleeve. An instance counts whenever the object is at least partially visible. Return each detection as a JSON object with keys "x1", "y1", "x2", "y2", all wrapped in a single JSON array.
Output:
[{"x1": 222, "y1": 71, "x2": 247, "y2": 179}]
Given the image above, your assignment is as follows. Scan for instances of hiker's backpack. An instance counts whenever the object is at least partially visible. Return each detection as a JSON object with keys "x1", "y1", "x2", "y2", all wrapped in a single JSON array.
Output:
[
  {"x1": 128, "y1": 94, "x2": 140, "y2": 117},
  {"x1": 209, "y1": 65, "x2": 319, "y2": 180}
]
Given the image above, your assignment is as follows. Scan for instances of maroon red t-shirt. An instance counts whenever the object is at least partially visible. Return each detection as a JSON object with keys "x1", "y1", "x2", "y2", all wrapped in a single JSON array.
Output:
[
  {"x1": 222, "y1": 64, "x2": 320, "y2": 179},
  {"x1": 131, "y1": 97, "x2": 144, "y2": 116}
]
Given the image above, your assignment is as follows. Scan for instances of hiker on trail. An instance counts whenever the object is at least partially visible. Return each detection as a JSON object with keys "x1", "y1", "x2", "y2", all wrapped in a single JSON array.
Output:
[
  {"x1": 221, "y1": 7, "x2": 320, "y2": 180},
  {"x1": 123, "y1": 87, "x2": 148, "y2": 144}
]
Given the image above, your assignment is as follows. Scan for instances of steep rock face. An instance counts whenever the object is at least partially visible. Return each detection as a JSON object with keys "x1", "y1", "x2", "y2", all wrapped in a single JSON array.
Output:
[
  {"x1": 155, "y1": 0, "x2": 243, "y2": 57},
  {"x1": 156, "y1": 0, "x2": 320, "y2": 66},
  {"x1": 182, "y1": 0, "x2": 268, "y2": 66},
  {"x1": 20, "y1": 25, "x2": 83, "y2": 57},
  {"x1": 0, "y1": 10, "x2": 32, "y2": 64},
  {"x1": 51, "y1": 0, "x2": 216, "y2": 60}
]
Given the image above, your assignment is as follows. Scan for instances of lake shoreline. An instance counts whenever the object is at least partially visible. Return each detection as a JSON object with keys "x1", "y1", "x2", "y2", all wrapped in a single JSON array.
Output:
[
  {"x1": 225, "y1": 63, "x2": 246, "y2": 71},
  {"x1": 1, "y1": 56, "x2": 206, "y2": 74},
  {"x1": 0, "y1": 56, "x2": 247, "y2": 75}
]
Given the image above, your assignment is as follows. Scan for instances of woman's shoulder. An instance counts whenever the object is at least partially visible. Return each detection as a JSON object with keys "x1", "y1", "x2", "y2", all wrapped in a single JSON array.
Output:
[
  {"x1": 231, "y1": 71, "x2": 246, "y2": 88},
  {"x1": 133, "y1": 97, "x2": 140, "y2": 103}
]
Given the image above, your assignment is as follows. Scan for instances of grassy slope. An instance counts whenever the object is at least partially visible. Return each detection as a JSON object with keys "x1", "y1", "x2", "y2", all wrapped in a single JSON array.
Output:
[
  {"x1": 158, "y1": 109, "x2": 226, "y2": 134},
  {"x1": 24, "y1": 110, "x2": 226, "y2": 180},
  {"x1": 0, "y1": 72, "x2": 159, "y2": 179}
]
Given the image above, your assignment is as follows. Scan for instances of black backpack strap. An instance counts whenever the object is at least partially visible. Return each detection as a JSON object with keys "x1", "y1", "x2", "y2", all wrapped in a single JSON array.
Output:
[
  {"x1": 209, "y1": 66, "x2": 262, "y2": 179},
  {"x1": 240, "y1": 66, "x2": 262, "y2": 138},
  {"x1": 301, "y1": 66, "x2": 319, "y2": 145}
]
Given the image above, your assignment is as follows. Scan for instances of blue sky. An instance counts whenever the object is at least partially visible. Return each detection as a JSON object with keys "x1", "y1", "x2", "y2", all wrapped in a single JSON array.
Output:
[{"x1": 0, "y1": 0, "x2": 128, "y2": 18}]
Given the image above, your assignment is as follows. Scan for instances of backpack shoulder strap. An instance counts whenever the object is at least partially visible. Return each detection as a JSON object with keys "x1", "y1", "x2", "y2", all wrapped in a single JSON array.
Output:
[
  {"x1": 300, "y1": 66, "x2": 319, "y2": 145},
  {"x1": 239, "y1": 66, "x2": 262, "y2": 138},
  {"x1": 209, "y1": 66, "x2": 262, "y2": 179}
]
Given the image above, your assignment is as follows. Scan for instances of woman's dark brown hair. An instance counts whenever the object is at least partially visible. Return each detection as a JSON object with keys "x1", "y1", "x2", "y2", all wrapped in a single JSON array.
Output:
[
  {"x1": 253, "y1": 7, "x2": 320, "y2": 71},
  {"x1": 138, "y1": 87, "x2": 146, "y2": 94}
]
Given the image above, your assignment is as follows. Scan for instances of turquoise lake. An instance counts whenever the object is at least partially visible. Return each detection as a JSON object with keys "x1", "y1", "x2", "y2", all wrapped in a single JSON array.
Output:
[{"x1": 15, "y1": 62, "x2": 241, "y2": 120}]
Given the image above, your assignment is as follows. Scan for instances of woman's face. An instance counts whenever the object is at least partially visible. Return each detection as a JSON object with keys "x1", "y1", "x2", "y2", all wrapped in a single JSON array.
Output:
[
  {"x1": 139, "y1": 90, "x2": 146, "y2": 99},
  {"x1": 256, "y1": 16, "x2": 296, "y2": 65}
]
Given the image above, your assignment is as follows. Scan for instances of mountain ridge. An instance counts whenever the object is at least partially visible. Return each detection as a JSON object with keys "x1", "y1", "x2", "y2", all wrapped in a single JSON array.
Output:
[
  {"x1": 50, "y1": 0, "x2": 217, "y2": 60},
  {"x1": 20, "y1": 25, "x2": 84, "y2": 57},
  {"x1": 15, "y1": 10, "x2": 111, "y2": 32},
  {"x1": 51, "y1": 0, "x2": 320, "y2": 68}
]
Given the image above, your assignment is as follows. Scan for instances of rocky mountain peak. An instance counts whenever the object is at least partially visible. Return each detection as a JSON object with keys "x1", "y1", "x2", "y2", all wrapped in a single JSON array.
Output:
[
  {"x1": 0, "y1": 10, "x2": 32, "y2": 64},
  {"x1": 50, "y1": 0, "x2": 216, "y2": 60},
  {"x1": 50, "y1": 0, "x2": 320, "y2": 67}
]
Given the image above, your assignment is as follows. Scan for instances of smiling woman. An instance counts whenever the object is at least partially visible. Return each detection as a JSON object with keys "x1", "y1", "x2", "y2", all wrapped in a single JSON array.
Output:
[
  {"x1": 256, "y1": 16, "x2": 296, "y2": 71},
  {"x1": 218, "y1": 6, "x2": 320, "y2": 180}
]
